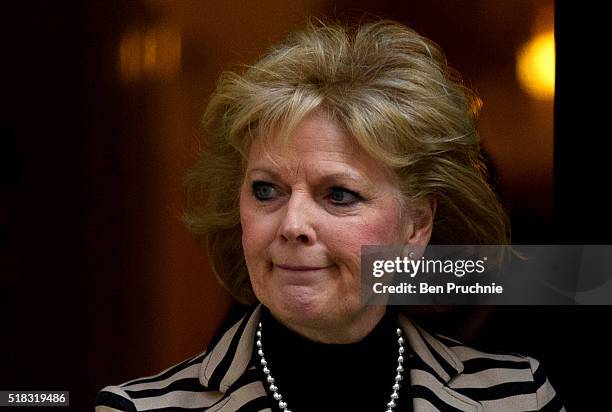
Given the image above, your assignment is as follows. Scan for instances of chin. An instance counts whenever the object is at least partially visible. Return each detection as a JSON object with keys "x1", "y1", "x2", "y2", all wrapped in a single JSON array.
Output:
[{"x1": 270, "y1": 288, "x2": 336, "y2": 325}]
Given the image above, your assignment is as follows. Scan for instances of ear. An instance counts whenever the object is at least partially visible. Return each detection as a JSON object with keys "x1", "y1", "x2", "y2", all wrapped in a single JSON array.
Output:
[{"x1": 403, "y1": 196, "x2": 436, "y2": 248}]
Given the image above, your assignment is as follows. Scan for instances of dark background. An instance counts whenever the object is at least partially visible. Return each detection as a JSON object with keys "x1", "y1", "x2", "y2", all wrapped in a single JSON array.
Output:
[{"x1": 1, "y1": 1, "x2": 608, "y2": 410}]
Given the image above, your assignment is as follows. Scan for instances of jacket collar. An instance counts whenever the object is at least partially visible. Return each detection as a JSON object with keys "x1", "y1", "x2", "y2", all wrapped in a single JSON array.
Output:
[
  {"x1": 199, "y1": 304, "x2": 465, "y2": 392},
  {"x1": 397, "y1": 312, "x2": 464, "y2": 383},
  {"x1": 199, "y1": 304, "x2": 262, "y2": 393}
]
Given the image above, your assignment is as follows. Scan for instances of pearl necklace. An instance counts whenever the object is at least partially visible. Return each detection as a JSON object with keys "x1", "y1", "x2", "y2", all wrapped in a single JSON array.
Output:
[{"x1": 256, "y1": 321, "x2": 406, "y2": 412}]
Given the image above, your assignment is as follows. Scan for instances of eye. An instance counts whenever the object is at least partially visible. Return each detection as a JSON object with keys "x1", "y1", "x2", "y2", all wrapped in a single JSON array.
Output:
[
  {"x1": 327, "y1": 186, "x2": 362, "y2": 206},
  {"x1": 251, "y1": 181, "x2": 277, "y2": 201}
]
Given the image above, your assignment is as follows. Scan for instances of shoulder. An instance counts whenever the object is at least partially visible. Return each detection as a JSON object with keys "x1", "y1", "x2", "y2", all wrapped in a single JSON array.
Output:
[
  {"x1": 397, "y1": 314, "x2": 565, "y2": 410},
  {"x1": 95, "y1": 305, "x2": 267, "y2": 412},
  {"x1": 435, "y1": 333, "x2": 565, "y2": 411},
  {"x1": 94, "y1": 350, "x2": 228, "y2": 412}
]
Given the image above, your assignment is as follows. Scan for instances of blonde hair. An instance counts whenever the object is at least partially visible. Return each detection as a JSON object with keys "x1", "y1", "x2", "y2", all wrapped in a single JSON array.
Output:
[{"x1": 183, "y1": 19, "x2": 511, "y2": 304}]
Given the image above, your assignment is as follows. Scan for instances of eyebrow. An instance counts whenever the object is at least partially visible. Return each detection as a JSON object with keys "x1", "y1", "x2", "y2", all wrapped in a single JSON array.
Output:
[{"x1": 246, "y1": 168, "x2": 367, "y2": 185}]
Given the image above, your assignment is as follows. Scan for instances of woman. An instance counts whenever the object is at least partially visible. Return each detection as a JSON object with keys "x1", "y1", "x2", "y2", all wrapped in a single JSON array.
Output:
[{"x1": 96, "y1": 20, "x2": 564, "y2": 411}]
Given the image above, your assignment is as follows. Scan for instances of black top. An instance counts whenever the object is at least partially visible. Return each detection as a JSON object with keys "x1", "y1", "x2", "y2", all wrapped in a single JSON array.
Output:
[{"x1": 255, "y1": 307, "x2": 413, "y2": 412}]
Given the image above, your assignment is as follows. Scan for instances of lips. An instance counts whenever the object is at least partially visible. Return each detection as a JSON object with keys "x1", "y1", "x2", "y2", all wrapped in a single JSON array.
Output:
[{"x1": 275, "y1": 263, "x2": 332, "y2": 271}]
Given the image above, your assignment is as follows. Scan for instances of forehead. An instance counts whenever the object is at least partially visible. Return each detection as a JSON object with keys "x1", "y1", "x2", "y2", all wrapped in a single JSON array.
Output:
[{"x1": 246, "y1": 112, "x2": 390, "y2": 180}]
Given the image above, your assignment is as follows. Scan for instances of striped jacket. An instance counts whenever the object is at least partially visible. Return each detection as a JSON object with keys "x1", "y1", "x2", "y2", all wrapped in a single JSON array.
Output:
[{"x1": 95, "y1": 305, "x2": 564, "y2": 411}]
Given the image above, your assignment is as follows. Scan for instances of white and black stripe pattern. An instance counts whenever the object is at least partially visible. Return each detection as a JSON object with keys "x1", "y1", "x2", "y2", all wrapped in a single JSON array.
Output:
[{"x1": 95, "y1": 304, "x2": 565, "y2": 411}]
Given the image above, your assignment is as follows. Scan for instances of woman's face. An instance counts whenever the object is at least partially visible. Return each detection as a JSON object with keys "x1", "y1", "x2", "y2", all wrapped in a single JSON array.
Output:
[{"x1": 239, "y1": 112, "x2": 430, "y2": 342}]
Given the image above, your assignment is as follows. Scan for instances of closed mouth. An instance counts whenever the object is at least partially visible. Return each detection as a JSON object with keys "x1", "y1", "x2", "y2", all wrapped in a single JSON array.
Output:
[{"x1": 275, "y1": 264, "x2": 332, "y2": 271}]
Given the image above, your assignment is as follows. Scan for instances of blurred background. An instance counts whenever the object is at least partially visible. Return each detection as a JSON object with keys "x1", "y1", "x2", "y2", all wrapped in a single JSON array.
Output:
[{"x1": 2, "y1": 0, "x2": 605, "y2": 410}]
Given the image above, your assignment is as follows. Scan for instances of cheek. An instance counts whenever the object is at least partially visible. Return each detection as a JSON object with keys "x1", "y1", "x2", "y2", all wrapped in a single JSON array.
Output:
[
  {"x1": 323, "y1": 204, "x2": 404, "y2": 273},
  {"x1": 355, "y1": 202, "x2": 404, "y2": 243},
  {"x1": 239, "y1": 192, "x2": 277, "y2": 262}
]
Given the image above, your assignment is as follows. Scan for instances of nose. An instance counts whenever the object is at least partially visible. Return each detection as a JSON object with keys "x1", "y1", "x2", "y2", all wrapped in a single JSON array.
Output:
[{"x1": 278, "y1": 192, "x2": 317, "y2": 245}]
